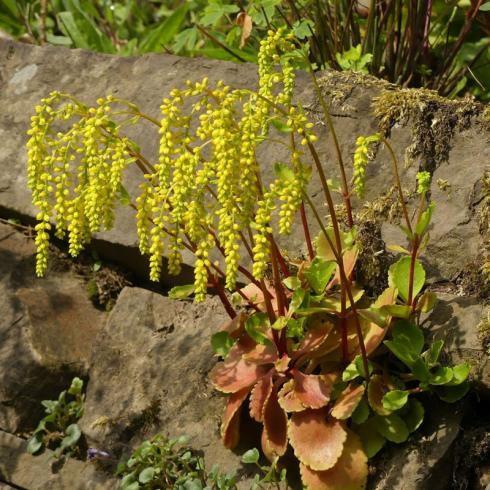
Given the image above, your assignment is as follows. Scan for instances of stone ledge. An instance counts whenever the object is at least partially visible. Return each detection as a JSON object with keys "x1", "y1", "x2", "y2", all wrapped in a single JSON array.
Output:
[{"x1": 0, "y1": 430, "x2": 117, "y2": 490}]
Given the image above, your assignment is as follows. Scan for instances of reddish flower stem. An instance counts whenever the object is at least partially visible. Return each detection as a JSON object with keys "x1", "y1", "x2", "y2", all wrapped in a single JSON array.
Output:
[
  {"x1": 210, "y1": 275, "x2": 237, "y2": 319},
  {"x1": 300, "y1": 201, "x2": 315, "y2": 260},
  {"x1": 272, "y1": 239, "x2": 290, "y2": 278},
  {"x1": 407, "y1": 235, "x2": 419, "y2": 306}
]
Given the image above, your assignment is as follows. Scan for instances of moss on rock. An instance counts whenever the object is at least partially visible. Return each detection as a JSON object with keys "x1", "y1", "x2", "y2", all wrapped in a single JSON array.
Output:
[{"x1": 373, "y1": 87, "x2": 482, "y2": 172}]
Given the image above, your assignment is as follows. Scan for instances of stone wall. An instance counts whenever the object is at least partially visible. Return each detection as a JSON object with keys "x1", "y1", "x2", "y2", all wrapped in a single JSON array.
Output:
[{"x1": 0, "y1": 39, "x2": 489, "y2": 489}]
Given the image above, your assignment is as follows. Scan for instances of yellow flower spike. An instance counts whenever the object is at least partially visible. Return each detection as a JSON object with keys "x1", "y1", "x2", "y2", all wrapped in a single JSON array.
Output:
[{"x1": 353, "y1": 133, "x2": 381, "y2": 199}]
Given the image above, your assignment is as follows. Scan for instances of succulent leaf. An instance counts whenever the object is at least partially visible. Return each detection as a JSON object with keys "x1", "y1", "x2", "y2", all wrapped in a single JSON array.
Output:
[
  {"x1": 289, "y1": 409, "x2": 347, "y2": 471},
  {"x1": 222, "y1": 387, "x2": 250, "y2": 449},
  {"x1": 331, "y1": 384, "x2": 365, "y2": 420},
  {"x1": 263, "y1": 386, "x2": 288, "y2": 458},
  {"x1": 249, "y1": 369, "x2": 274, "y2": 422},
  {"x1": 299, "y1": 430, "x2": 368, "y2": 490}
]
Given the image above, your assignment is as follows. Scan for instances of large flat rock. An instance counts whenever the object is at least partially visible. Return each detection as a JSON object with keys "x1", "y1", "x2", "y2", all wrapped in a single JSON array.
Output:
[
  {"x1": 1, "y1": 40, "x2": 488, "y2": 286},
  {"x1": 0, "y1": 222, "x2": 106, "y2": 433},
  {"x1": 79, "y1": 287, "x2": 255, "y2": 484},
  {"x1": 0, "y1": 429, "x2": 116, "y2": 489}
]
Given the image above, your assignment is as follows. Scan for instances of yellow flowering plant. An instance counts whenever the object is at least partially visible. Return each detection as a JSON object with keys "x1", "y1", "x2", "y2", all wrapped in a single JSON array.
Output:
[{"x1": 26, "y1": 30, "x2": 470, "y2": 490}]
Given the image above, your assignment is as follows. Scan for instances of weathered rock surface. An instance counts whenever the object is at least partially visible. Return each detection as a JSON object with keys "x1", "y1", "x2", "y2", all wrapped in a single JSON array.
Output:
[
  {"x1": 370, "y1": 400, "x2": 465, "y2": 490},
  {"x1": 426, "y1": 293, "x2": 489, "y2": 395},
  {"x1": 0, "y1": 39, "x2": 488, "y2": 287},
  {"x1": 0, "y1": 39, "x2": 489, "y2": 490},
  {"x1": 0, "y1": 429, "x2": 116, "y2": 489},
  {"x1": 0, "y1": 222, "x2": 106, "y2": 433},
  {"x1": 79, "y1": 286, "x2": 254, "y2": 484}
]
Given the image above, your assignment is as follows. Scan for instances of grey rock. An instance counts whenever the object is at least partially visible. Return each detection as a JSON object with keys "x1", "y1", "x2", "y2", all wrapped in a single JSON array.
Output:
[
  {"x1": 370, "y1": 401, "x2": 465, "y2": 490},
  {"x1": 79, "y1": 286, "x2": 251, "y2": 481},
  {"x1": 426, "y1": 293, "x2": 489, "y2": 395},
  {"x1": 0, "y1": 39, "x2": 487, "y2": 288},
  {"x1": 0, "y1": 429, "x2": 116, "y2": 489},
  {"x1": 0, "y1": 222, "x2": 106, "y2": 432}
]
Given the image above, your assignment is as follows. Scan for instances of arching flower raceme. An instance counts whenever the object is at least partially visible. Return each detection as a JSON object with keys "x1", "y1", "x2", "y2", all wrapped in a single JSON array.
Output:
[
  {"x1": 27, "y1": 29, "x2": 312, "y2": 298},
  {"x1": 26, "y1": 93, "x2": 133, "y2": 275}
]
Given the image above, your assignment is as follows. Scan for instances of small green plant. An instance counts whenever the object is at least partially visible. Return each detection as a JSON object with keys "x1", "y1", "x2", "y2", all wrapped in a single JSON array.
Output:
[
  {"x1": 116, "y1": 435, "x2": 284, "y2": 490},
  {"x1": 241, "y1": 448, "x2": 287, "y2": 489},
  {"x1": 27, "y1": 377, "x2": 85, "y2": 458},
  {"x1": 335, "y1": 45, "x2": 372, "y2": 74},
  {"x1": 26, "y1": 29, "x2": 471, "y2": 489}
]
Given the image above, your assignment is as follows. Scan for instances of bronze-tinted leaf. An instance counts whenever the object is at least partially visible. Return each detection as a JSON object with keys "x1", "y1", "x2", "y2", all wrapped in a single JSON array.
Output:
[
  {"x1": 294, "y1": 318, "x2": 334, "y2": 358},
  {"x1": 278, "y1": 379, "x2": 305, "y2": 413},
  {"x1": 363, "y1": 323, "x2": 386, "y2": 357},
  {"x1": 358, "y1": 287, "x2": 398, "y2": 356},
  {"x1": 300, "y1": 430, "x2": 368, "y2": 490},
  {"x1": 242, "y1": 342, "x2": 278, "y2": 365},
  {"x1": 346, "y1": 315, "x2": 386, "y2": 361},
  {"x1": 263, "y1": 387, "x2": 288, "y2": 457},
  {"x1": 261, "y1": 426, "x2": 275, "y2": 462},
  {"x1": 331, "y1": 384, "x2": 365, "y2": 420},
  {"x1": 367, "y1": 375, "x2": 391, "y2": 416},
  {"x1": 220, "y1": 311, "x2": 248, "y2": 339},
  {"x1": 289, "y1": 409, "x2": 347, "y2": 471},
  {"x1": 222, "y1": 387, "x2": 250, "y2": 449},
  {"x1": 210, "y1": 340, "x2": 270, "y2": 393},
  {"x1": 249, "y1": 369, "x2": 274, "y2": 422},
  {"x1": 329, "y1": 247, "x2": 359, "y2": 289},
  {"x1": 293, "y1": 370, "x2": 338, "y2": 409},
  {"x1": 240, "y1": 282, "x2": 279, "y2": 312}
]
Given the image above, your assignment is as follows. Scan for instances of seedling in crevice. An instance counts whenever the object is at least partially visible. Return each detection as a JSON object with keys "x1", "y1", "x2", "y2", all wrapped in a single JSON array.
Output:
[
  {"x1": 26, "y1": 29, "x2": 470, "y2": 490},
  {"x1": 27, "y1": 377, "x2": 85, "y2": 458}
]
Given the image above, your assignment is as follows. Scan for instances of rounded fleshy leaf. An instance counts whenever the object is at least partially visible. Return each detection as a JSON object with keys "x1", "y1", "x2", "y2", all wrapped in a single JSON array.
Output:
[
  {"x1": 300, "y1": 430, "x2": 368, "y2": 490},
  {"x1": 329, "y1": 247, "x2": 359, "y2": 289},
  {"x1": 240, "y1": 282, "x2": 279, "y2": 312},
  {"x1": 289, "y1": 409, "x2": 347, "y2": 471},
  {"x1": 210, "y1": 340, "x2": 270, "y2": 393},
  {"x1": 331, "y1": 384, "x2": 365, "y2": 420},
  {"x1": 242, "y1": 343, "x2": 278, "y2": 365},
  {"x1": 249, "y1": 369, "x2": 274, "y2": 422},
  {"x1": 261, "y1": 427, "x2": 275, "y2": 463},
  {"x1": 292, "y1": 370, "x2": 338, "y2": 409},
  {"x1": 222, "y1": 387, "x2": 250, "y2": 449},
  {"x1": 356, "y1": 418, "x2": 386, "y2": 458},
  {"x1": 357, "y1": 287, "x2": 398, "y2": 357},
  {"x1": 367, "y1": 375, "x2": 391, "y2": 416},
  {"x1": 278, "y1": 379, "x2": 305, "y2": 413},
  {"x1": 344, "y1": 314, "x2": 381, "y2": 361},
  {"x1": 294, "y1": 319, "x2": 334, "y2": 359},
  {"x1": 263, "y1": 386, "x2": 288, "y2": 458},
  {"x1": 363, "y1": 323, "x2": 387, "y2": 357},
  {"x1": 373, "y1": 287, "x2": 398, "y2": 309},
  {"x1": 220, "y1": 311, "x2": 248, "y2": 339},
  {"x1": 310, "y1": 324, "x2": 345, "y2": 360}
]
